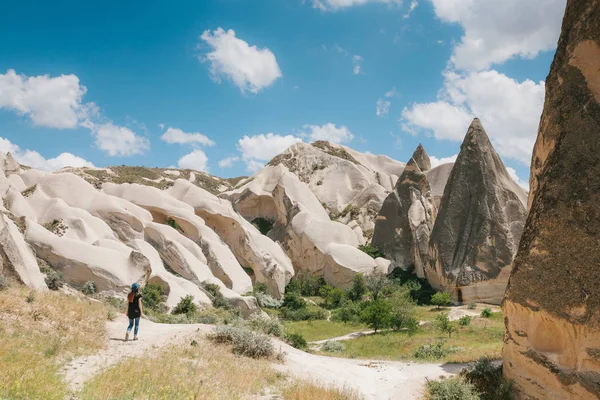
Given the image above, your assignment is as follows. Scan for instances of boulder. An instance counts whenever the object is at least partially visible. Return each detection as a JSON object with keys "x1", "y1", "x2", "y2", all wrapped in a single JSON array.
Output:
[
  {"x1": 503, "y1": 2, "x2": 600, "y2": 398},
  {"x1": 372, "y1": 145, "x2": 437, "y2": 279},
  {"x1": 428, "y1": 119, "x2": 528, "y2": 304}
]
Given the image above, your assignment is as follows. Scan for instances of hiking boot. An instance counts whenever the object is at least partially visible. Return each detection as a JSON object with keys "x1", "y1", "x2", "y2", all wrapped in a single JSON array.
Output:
[
  {"x1": 125, "y1": 332, "x2": 129, "y2": 342},
  {"x1": 133, "y1": 336, "x2": 138, "y2": 341}
]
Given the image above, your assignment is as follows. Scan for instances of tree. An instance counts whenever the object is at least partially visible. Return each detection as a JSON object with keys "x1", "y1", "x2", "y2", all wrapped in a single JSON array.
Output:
[
  {"x1": 435, "y1": 313, "x2": 457, "y2": 338},
  {"x1": 282, "y1": 291, "x2": 306, "y2": 310},
  {"x1": 360, "y1": 299, "x2": 392, "y2": 333},
  {"x1": 334, "y1": 301, "x2": 360, "y2": 324},
  {"x1": 389, "y1": 289, "x2": 418, "y2": 334},
  {"x1": 431, "y1": 291, "x2": 452, "y2": 310},
  {"x1": 347, "y1": 274, "x2": 367, "y2": 302},
  {"x1": 358, "y1": 243, "x2": 385, "y2": 259},
  {"x1": 365, "y1": 270, "x2": 391, "y2": 301},
  {"x1": 323, "y1": 287, "x2": 346, "y2": 309}
]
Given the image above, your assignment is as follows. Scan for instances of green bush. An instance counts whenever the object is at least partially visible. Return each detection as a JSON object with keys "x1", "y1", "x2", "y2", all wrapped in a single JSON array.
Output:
[
  {"x1": 322, "y1": 340, "x2": 345, "y2": 353},
  {"x1": 431, "y1": 292, "x2": 452, "y2": 310},
  {"x1": 280, "y1": 304, "x2": 328, "y2": 321},
  {"x1": 172, "y1": 295, "x2": 197, "y2": 316},
  {"x1": 255, "y1": 292, "x2": 283, "y2": 309},
  {"x1": 365, "y1": 272, "x2": 391, "y2": 301},
  {"x1": 331, "y1": 301, "x2": 361, "y2": 324},
  {"x1": 285, "y1": 332, "x2": 308, "y2": 350},
  {"x1": 358, "y1": 243, "x2": 385, "y2": 259},
  {"x1": 323, "y1": 287, "x2": 346, "y2": 309},
  {"x1": 425, "y1": 377, "x2": 480, "y2": 400},
  {"x1": 82, "y1": 281, "x2": 97, "y2": 295},
  {"x1": 389, "y1": 289, "x2": 418, "y2": 334},
  {"x1": 481, "y1": 308, "x2": 493, "y2": 318},
  {"x1": 251, "y1": 218, "x2": 274, "y2": 235},
  {"x1": 203, "y1": 283, "x2": 231, "y2": 310},
  {"x1": 254, "y1": 282, "x2": 268, "y2": 294},
  {"x1": 467, "y1": 301, "x2": 477, "y2": 310},
  {"x1": 208, "y1": 325, "x2": 274, "y2": 359},
  {"x1": 347, "y1": 274, "x2": 367, "y2": 302},
  {"x1": 413, "y1": 341, "x2": 453, "y2": 360},
  {"x1": 282, "y1": 292, "x2": 307, "y2": 310},
  {"x1": 44, "y1": 270, "x2": 64, "y2": 291},
  {"x1": 459, "y1": 316, "x2": 473, "y2": 326},
  {"x1": 360, "y1": 299, "x2": 392, "y2": 333},
  {"x1": 388, "y1": 267, "x2": 437, "y2": 305},
  {"x1": 298, "y1": 274, "x2": 328, "y2": 296},
  {"x1": 247, "y1": 313, "x2": 285, "y2": 338},
  {"x1": 460, "y1": 357, "x2": 512, "y2": 400},
  {"x1": 141, "y1": 283, "x2": 166, "y2": 311},
  {"x1": 435, "y1": 313, "x2": 457, "y2": 338},
  {"x1": 166, "y1": 218, "x2": 182, "y2": 232}
]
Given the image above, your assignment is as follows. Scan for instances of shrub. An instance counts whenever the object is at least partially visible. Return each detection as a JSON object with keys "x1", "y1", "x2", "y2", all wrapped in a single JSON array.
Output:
[
  {"x1": 251, "y1": 218, "x2": 274, "y2": 235},
  {"x1": 331, "y1": 301, "x2": 361, "y2": 324},
  {"x1": 280, "y1": 304, "x2": 328, "y2": 321},
  {"x1": 323, "y1": 287, "x2": 345, "y2": 309},
  {"x1": 82, "y1": 281, "x2": 96, "y2": 295},
  {"x1": 481, "y1": 308, "x2": 493, "y2": 318},
  {"x1": 141, "y1": 283, "x2": 166, "y2": 311},
  {"x1": 365, "y1": 272, "x2": 391, "y2": 301},
  {"x1": 347, "y1": 274, "x2": 367, "y2": 302},
  {"x1": 203, "y1": 283, "x2": 231, "y2": 310},
  {"x1": 322, "y1": 340, "x2": 345, "y2": 353},
  {"x1": 172, "y1": 295, "x2": 197, "y2": 316},
  {"x1": 435, "y1": 313, "x2": 457, "y2": 338},
  {"x1": 0, "y1": 273, "x2": 6, "y2": 291},
  {"x1": 460, "y1": 357, "x2": 512, "y2": 400},
  {"x1": 413, "y1": 341, "x2": 452, "y2": 361},
  {"x1": 360, "y1": 299, "x2": 392, "y2": 333},
  {"x1": 285, "y1": 332, "x2": 308, "y2": 350},
  {"x1": 459, "y1": 316, "x2": 473, "y2": 326},
  {"x1": 388, "y1": 267, "x2": 437, "y2": 305},
  {"x1": 358, "y1": 243, "x2": 384, "y2": 259},
  {"x1": 282, "y1": 291, "x2": 306, "y2": 310},
  {"x1": 389, "y1": 289, "x2": 417, "y2": 333},
  {"x1": 467, "y1": 301, "x2": 477, "y2": 310},
  {"x1": 247, "y1": 313, "x2": 284, "y2": 338},
  {"x1": 255, "y1": 292, "x2": 283, "y2": 309},
  {"x1": 26, "y1": 291, "x2": 35, "y2": 303},
  {"x1": 208, "y1": 325, "x2": 274, "y2": 359},
  {"x1": 285, "y1": 278, "x2": 301, "y2": 294},
  {"x1": 297, "y1": 274, "x2": 327, "y2": 296},
  {"x1": 166, "y1": 218, "x2": 182, "y2": 232},
  {"x1": 425, "y1": 377, "x2": 480, "y2": 400},
  {"x1": 431, "y1": 292, "x2": 452, "y2": 310},
  {"x1": 253, "y1": 282, "x2": 268, "y2": 294}
]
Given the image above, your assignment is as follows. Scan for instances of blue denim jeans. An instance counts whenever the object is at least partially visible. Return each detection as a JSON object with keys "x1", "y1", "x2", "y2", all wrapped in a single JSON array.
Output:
[{"x1": 127, "y1": 317, "x2": 140, "y2": 335}]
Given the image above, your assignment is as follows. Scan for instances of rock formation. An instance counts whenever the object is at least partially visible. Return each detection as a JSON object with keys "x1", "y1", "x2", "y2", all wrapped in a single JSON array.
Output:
[
  {"x1": 428, "y1": 119, "x2": 528, "y2": 304},
  {"x1": 224, "y1": 164, "x2": 381, "y2": 288},
  {"x1": 372, "y1": 145, "x2": 437, "y2": 278},
  {"x1": 503, "y1": 1, "x2": 600, "y2": 398}
]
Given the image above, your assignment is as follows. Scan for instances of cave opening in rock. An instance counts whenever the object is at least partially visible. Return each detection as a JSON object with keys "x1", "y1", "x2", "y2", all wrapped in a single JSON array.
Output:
[
  {"x1": 251, "y1": 218, "x2": 274, "y2": 235},
  {"x1": 457, "y1": 288, "x2": 463, "y2": 304}
]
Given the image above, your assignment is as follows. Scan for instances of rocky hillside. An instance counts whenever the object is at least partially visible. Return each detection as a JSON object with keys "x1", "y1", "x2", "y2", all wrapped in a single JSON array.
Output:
[
  {"x1": 503, "y1": 0, "x2": 600, "y2": 398},
  {"x1": 373, "y1": 119, "x2": 528, "y2": 305}
]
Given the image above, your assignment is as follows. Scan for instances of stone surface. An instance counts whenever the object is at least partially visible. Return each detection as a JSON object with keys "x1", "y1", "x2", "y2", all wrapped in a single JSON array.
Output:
[
  {"x1": 503, "y1": 1, "x2": 600, "y2": 398},
  {"x1": 372, "y1": 145, "x2": 438, "y2": 279},
  {"x1": 428, "y1": 119, "x2": 528, "y2": 304}
]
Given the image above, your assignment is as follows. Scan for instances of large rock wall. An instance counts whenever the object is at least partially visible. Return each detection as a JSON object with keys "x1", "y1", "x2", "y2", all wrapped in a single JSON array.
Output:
[{"x1": 503, "y1": 1, "x2": 600, "y2": 398}]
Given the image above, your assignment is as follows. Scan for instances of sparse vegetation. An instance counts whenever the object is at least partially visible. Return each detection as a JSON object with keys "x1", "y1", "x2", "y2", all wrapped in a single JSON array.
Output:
[
  {"x1": 82, "y1": 281, "x2": 97, "y2": 295},
  {"x1": 208, "y1": 325, "x2": 275, "y2": 359},
  {"x1": 468, "y1": 301, "x2": 477, "y2": 310},
  {"x1": 203, "y1": 283, "x2": 231, "y2": 309},
  {"x1": 322, "y1": 340, "x2": 346, "y2": 353},
  {"x1": 42, "y1": 218, "x2": 68, "y2": 237},
  {"x1": 435, "y1": 313, "x2": 457, "y2": 338},
  {"x1": 171, "y1": 294, "x2": 197, "y2": 316},
  {"x1": 166, "y1": 217, "x2": 182, "y2": 232},
  {"x1": 460, "y1": 357, "x2": 512, "y2": 400},
  {"x1": 459, "y1": 315, "x2": 473, "y2": 326},
  {"x1": 424, "y1": 377, "x2": 480, "y2": 400},
  {"x1": 141, "y1": 282, "x2": 166, "y2": 311},
  {"x1": 413, "y1": 341, "x2": 454, "y2": 360},
  {"x1": 252, "y1": 217, "x2": 274, "y2": 235},
  {"x1": 285, "y1": 332, "x2": 308, "y2": 350},
  {"x1": 481, "y1": 308, "x2": 493, "y2": 318},
  {"x1": 247, "y1": 312, "x2": 285, "y2": 338},
  {"x1": 358, "y1": 243, "x2": 385, "y2": 259},
  {"x1": 21, "y1": 184, "x2": 37, "y2": 198}
]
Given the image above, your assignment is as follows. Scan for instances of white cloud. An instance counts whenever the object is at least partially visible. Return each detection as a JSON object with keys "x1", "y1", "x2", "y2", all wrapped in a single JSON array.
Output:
[
  {"x1": 87, "y1": 122, "x2": 150, "y2": 157},
  {"x1": 199, "y1": 28, "x2": 282, "y2": 94},
  {"x1": 218, "y1": 156, "x2": 239, "y2": 168},
  {"x1": 0, "y1": 136, "x2": 93, "y2": 171},
  {"x1": 385, "y1": 87, "x2": 398, "y2": 98},
  {"x1": 158, "y1": 123, "x2": 165, "y2": 130},
  {"x1": 376, "y1": 99, "x2": 391, "y2": 117},
  {"x1": 507, "y1": 167, "x2": 530, "y2": 191},
  {"x1": 160, "y1": 127, "x2": 215, "y2": 146},
  {"x1": 312, "y1": 0, "x2": 401, "y2": 11},
  {"x1": 245, "y1": 159, "x2": 265, "y2": 173},
  {"x1": 402, "y1": 69, "x2": 545, "y2": 164},
  {"x1": 178, "y1": 149, "x2": 209, "y2": 172},
  {"x1": 403, "y1": 0, "x2": 418, "y2": 18},
  {"x1": 303, "y1": 123, "x2": 354, "y2": 144},
  {"x1": 430, "y1": 154, "x2": 457, "y2": 168},
  {"x1": 430, "y1": 0, "x2": 566, "y2": 71},
  {"x1": 237, "y1": 133, "x2": 302, "y2": 171},
  {"x1": 352, "y1": 55, "x2": 363, "y2": 75},
  {"x1": 0, "y1": 69, "x2": 87, "y2": 129}
]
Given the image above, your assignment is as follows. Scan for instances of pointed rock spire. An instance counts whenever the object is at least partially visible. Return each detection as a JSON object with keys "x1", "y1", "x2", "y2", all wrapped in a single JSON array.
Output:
[{"x1": 410, "y1": 144, "x2": 431, "y2": 172}]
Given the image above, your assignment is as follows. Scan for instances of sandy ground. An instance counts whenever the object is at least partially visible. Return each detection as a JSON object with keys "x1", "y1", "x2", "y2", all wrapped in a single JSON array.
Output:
[{"x1": 63, "y1": 315, "x2": 467, "y2": 399}]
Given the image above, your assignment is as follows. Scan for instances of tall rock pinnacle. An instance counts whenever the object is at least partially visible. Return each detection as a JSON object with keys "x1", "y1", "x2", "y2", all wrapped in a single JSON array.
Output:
[
  {"x1": 372, "y1": 144, "x2": 436, "y2": 278},
  {"x1": 427, "y1": 118, "x2": 528, "y2": 304},
  {"x1": 503, "y1": 1, "x2": 600, "y2": 398}
]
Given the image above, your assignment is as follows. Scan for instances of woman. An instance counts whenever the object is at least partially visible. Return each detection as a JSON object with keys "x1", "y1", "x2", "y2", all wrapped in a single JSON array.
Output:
[{"x1": 125, "y1": 282, "x2": 143, "y2": 341}]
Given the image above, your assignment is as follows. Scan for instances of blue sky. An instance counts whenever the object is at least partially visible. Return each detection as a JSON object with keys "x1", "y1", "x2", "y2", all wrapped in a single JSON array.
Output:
[{"x1": 0, "y1": 0, "x2": 567, "y2": 185}]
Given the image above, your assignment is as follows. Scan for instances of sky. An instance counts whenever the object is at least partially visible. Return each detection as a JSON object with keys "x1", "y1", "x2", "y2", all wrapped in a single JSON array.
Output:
[{"x1": 0, "y1": 0, "x2": 568, "y2": 187}]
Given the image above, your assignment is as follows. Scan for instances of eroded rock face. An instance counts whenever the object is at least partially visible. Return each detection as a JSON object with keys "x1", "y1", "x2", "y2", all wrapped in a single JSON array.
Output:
[
  {"x1": 372, "y1": 145, "x2": 437, "y2": 278},
  {"x1": 503, "y1": 1, "x2": 600, "y2": 398},
  {"x1": 428, "y1": 119, "x2": 528, "y2": 304}
]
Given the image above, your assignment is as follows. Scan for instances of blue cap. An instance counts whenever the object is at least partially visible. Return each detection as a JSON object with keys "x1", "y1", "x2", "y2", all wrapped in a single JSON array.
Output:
[{"x1": 131, "y1": 283, "x2": 140, "y2": 290}]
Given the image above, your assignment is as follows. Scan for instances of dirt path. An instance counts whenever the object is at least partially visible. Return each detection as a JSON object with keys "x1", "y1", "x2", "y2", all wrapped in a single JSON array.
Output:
[
  {"x1": 273, "y1": 338, "x2": 466, "y2": 400},
  {"x1": 310, "y1": 330, "x2": 376, "y2": 345},
  {"x1": 63, "y1": 316, "x2": 466, "y2": 399},
  {"x1": 62, "y1": 315, "x2": 211, "y2": 393}
]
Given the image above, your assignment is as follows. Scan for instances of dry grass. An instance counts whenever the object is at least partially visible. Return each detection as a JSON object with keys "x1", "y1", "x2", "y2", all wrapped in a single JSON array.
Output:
[
  {"x1": 282, "y1": 381, "x2": 363, "y2": 400},
  {"x1": 81, "y1": 336, "x2": 284, "y2": 400},
  {"x1": 0, "y1": 286, "x2": 108, "y2": 399}
]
